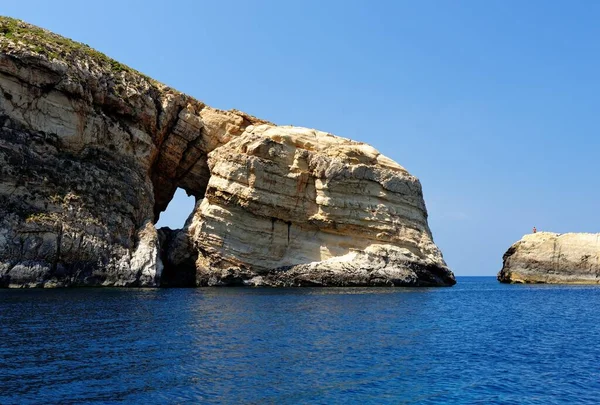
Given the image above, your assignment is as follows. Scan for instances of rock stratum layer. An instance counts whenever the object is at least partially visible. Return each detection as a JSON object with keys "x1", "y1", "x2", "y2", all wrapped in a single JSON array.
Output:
[
  {"x1": 0, "y1": 17, "x2": 455, "y2": 288},
  {"x1": 498, "y1": 232, "x2": 600, "y2": 284}
]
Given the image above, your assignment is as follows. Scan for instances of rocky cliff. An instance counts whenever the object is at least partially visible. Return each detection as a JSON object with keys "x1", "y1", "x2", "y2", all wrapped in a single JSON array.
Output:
[
  {"x1": 0, "y1": 17, "x2": 455, "y2": 287},
  {"x1": 498, "y1": 232, "x2": 600, "y2": 284}
]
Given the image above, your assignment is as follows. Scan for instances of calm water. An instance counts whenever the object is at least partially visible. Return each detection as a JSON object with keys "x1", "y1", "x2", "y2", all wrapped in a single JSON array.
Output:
[{"x1": 1, "y1": 277, "x2": 600, "y2": 404}]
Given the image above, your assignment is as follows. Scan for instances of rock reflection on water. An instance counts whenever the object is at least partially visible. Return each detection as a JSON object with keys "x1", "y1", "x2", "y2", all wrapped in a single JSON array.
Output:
[{"x1": 2, "y1": 279, "x2": 600, "y2": 404}]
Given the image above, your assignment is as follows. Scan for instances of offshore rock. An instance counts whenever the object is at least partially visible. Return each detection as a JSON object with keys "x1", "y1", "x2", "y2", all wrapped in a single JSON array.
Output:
[
  {"x1": 498, "y1": 232, "x2": 600, "y2": 284},
  {"x1": 0, "y1": 17, "x2": 454, "y2": 287}
]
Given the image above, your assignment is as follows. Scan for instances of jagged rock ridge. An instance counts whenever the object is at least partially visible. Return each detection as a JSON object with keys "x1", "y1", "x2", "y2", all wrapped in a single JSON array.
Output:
[{"x1": 0, "y1": 17, "x2": 455, "y2": 287}]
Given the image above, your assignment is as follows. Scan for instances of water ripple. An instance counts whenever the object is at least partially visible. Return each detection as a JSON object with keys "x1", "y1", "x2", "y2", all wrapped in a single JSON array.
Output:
[{"x1": 1, "y1": 279, "x2": 600, "y2": 404}]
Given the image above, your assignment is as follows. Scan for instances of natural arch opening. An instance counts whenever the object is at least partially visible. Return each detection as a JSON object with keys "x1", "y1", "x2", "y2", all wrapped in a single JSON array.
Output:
[
  {"x1": 155, "y1": 188, "x2": 196, "y2": 229},
  {"x1": 155, "y1": 188, "x2": 199, "y2": 287}
]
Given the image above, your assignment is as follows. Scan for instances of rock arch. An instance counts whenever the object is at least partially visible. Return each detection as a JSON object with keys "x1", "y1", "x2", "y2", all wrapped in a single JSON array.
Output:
[{"x1": 0, "y1": 17, "x2": 454, "y2": 288}]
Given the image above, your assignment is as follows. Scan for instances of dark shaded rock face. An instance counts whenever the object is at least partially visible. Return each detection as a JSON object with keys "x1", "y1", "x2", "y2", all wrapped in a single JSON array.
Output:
[
  {"x1": 157, "y1": 226, "x2": 197, "y2": 287},
  {"x1": 0, "y1": 118, "x2": 157, "y2": 287},
  {"x1": 0, "y1": 17, "x2": 455, "y2": 288}
]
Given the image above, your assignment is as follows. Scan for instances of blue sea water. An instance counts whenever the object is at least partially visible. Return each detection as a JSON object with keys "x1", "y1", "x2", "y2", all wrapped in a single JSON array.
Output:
[{"x1": 1, "y1": 277, "x2": 600, "y2": 404}]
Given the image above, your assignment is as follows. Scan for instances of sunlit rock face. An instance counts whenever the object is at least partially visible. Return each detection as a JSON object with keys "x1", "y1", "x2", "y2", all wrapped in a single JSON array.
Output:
[
  {"x1": 187, "y1": 125, "x2": 454, "y2": 286},
  {"x1": 0, "y1": 17, "x2": 454, "y2": 287},
  {"x1": 498, "y1": 232, "x2": 600, "y2": 284}
]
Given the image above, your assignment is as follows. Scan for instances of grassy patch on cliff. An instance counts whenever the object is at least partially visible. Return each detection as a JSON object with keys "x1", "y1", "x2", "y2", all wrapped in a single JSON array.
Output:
[{"x1": 0, "y1": 16, "x2": 152, "y2": 80}]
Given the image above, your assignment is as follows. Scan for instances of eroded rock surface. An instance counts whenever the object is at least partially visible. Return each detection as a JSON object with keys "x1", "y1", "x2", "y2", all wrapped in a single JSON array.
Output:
[
  {"x1": 187, "y1": 125, "x2": 454, "y2": 286},
  {"x1": 498, "y1": 232, "x2": 600, "y2": 284},
  {"x1": 0, "y1": 17, "x2": 454, "y2": 287}
]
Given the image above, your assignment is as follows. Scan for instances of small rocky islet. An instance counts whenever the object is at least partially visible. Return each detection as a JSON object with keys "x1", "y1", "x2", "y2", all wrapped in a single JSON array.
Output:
[
  {"x1": 498, "y1": 232, "x2": 600, "y2": 284},
  {"x1": 0, "y1": 17, "x2": 455, "y2": 288}
]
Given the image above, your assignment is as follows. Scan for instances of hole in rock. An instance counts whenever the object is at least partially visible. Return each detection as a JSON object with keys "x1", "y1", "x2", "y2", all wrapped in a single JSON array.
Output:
[
  {"x1": 155, "y1": 188, "x2": 198, "y2": 287},
  {"x1": 155, "y1": 188, "x2": 196, "y2": 229}
]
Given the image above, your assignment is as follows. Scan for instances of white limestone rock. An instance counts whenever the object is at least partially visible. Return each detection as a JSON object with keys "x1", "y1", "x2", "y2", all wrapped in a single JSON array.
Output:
[
  {"x1": 188, "y1": 125, "x2": 455, "y2": 286},
  {"x1": 498, "y1": 232, "x2": 600, "y2": 284}
]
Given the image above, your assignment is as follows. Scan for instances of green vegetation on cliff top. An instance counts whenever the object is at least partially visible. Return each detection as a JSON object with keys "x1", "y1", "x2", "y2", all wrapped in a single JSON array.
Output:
[
  {"x1": 0, "y1": 16, "x2": 152, "y2": 80},
  {"x1": 0, "y1": 16, "x2": 260, "y2": 124}
]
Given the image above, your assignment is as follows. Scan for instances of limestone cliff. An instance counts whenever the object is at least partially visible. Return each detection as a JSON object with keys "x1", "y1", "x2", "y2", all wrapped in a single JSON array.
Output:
[
  {"x1": 187, "y1": 125, "x2": 453, "y2": 286},
  {"x1": 498, "y1": 232, "x2": 600, "y2": 284},
  {"x1": 0, "y1": 17, "x2": 455, "y2": 287}
]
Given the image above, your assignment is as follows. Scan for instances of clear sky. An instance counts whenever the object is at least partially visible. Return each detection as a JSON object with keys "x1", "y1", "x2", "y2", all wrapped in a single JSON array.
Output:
[{"x1": 4, "y1": 1, "x2": 600, "y2": 276}]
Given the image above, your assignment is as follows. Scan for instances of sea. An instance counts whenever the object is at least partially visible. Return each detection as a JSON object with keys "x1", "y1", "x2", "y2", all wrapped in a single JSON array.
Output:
[{"x1": 1, "y1": 277, "x2": 599, "y2": 404}]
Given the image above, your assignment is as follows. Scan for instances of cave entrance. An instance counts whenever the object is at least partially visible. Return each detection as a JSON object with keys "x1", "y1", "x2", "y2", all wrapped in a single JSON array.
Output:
[{"x1": 155, "y1": 188, "x2": 196, "y2": 230}]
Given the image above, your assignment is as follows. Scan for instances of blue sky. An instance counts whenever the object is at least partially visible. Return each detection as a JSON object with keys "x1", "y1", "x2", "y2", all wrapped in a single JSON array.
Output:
[{"x1": 4, "y1": 1, "x2": 600, "y2": 276}]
